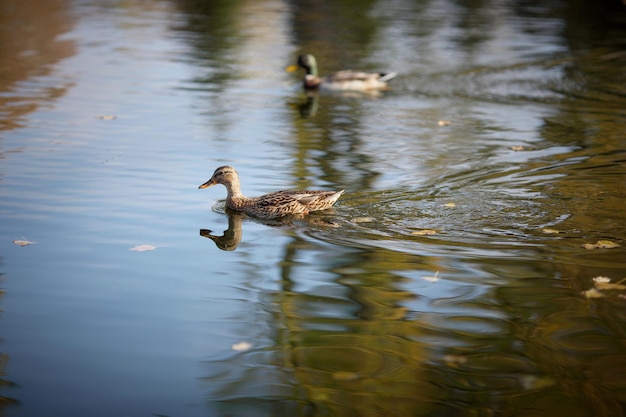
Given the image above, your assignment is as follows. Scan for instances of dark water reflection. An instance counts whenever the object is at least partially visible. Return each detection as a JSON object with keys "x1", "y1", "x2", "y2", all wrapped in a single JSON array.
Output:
[{"x1": 1, "y1": 0, "x2": 626, "y2": 416}]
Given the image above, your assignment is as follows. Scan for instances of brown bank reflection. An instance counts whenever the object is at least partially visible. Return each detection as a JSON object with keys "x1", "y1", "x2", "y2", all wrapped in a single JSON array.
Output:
[
  {"x1": 0, "y1": 0, "x2": 76, "y2": 412},
  {"x1": 0, "y1": 0, "x2": 76, "y2": 131}
]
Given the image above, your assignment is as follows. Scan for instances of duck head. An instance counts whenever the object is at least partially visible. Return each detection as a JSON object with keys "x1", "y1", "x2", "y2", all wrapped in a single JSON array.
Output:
[
  {"x1": 199, "y1": 165, "x2": 239, "y2": 189},
  {"x1": 286, "y1": 54, "x2": 319, "y2": 77}
]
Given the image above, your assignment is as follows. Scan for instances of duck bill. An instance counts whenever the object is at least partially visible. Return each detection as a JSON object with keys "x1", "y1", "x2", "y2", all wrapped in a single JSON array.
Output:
[
  {"x1": 198, "y1": 179, "x2": 216, "y2": 189},
  {"x1": 285, "y1": 64, "x2": 299, "y2": 73}
]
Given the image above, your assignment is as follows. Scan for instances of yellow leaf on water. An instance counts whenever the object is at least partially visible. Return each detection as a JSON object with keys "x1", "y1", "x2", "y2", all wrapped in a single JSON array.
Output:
[
  {"x1": 593, "y1": 275, "x2": 626, "y2": 290},
  {"x1": 412, "y1": 229, "x2": 437, "y2": 236},
  {"x1": 442, "y1": 203, "x2": 456, "y2": 208},
  {"x1": 438, "y1": 120, "x2": 451, "y2": 126},
  {"x1": 582, "y1": 240, "x2": 621, "y2": 250},
  {"x1": 129, "y1": 244, "x2": 156, "y2": 252},
  {"x1": 13, "y1": 238, "x2": 36, "y2": 247},
  {"x1": 596, "y1": 240, "x2": 621, "y2": 248},
  {"x1": 582, "y1": 288, "x2": 604, "y2": 299},
  {"x1": 511, "y1": 146, "x2": 525, "y2": 151},
  {"x1": 542, "y1": 228, "x2": 560, "y2": 234},
  {"x1": 98, "y1": 115, "x2": 116, "y2": 120}
]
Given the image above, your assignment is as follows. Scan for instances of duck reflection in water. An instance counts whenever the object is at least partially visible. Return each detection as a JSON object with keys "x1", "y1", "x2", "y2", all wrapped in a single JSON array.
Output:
[
  {"x1": 291, "y1": 92, "x2": 319, "y2": 117},
  {"x1": 200, "y1": 209, "x2": 244, "y2": 251},
  {"x1": 291, "y1": 86, "x2": 393, "y2": 119},
  {"x1": 200, "y1": 208, "x2": 341, "y2": 251}
]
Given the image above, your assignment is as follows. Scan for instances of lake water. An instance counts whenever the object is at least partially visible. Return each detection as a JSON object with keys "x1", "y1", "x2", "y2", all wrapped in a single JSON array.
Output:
[{"x1": 1, "y1": 0, "x2": 626, "y2": 416}]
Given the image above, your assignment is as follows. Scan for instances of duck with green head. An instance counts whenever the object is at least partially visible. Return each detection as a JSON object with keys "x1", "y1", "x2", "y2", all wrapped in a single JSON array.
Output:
[{"x1": 287, "y1": 54, "x2": 397, "y2": 91}]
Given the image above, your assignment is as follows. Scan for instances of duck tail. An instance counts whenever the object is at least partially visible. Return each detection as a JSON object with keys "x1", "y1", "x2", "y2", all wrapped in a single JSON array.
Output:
[
  {"x1": 379, "y1": 72, "x2": 398, "y2": 82},
  {"x1": 330, "y1": 190, "x2": 345, "y2": 202}
]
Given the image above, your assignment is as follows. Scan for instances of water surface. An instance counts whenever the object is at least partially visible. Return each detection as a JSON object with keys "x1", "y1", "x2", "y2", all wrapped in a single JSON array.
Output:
[{"x1": 1, "y1": 0, "x2": 626, "y2": 416}]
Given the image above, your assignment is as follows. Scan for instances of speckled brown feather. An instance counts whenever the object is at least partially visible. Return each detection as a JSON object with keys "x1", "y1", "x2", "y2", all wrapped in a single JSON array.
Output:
[{"x1": 199, "y1": 166, "x2": 344, "y2": 220}]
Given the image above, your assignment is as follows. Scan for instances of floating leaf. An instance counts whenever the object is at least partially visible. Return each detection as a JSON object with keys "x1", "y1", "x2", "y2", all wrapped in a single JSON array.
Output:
[
  {"x1": 13, "y1": 238, "x2": 36, "y2": 247},
  {"x1": 542, "y1": 228, "x2": 560, "y2": 234},
  {"x1": 593, "y1": 276, "x2": 626, "y2": 291},
  {"x1": 98, "y1": 115, "x2": 116, "y2": 120},
  {"x1": 129, "y1": 244, "x2": 156, "y2": 252},
  {"x1": 412, "y1": 229, "x2": 437, "y2": 236},
  {"x1": 438, "y1": 120, "x2": 451, "y2": 126},
  {"x1": 422, "y1": 271, "x2": 440, "y2": 283},
  {"x1": 511, "y1": 146, "x2": 525, "y2": 151},
  {"x1": 582, "y1": 288, "x2": 604, "y2": 299},
  {"x1": 442, "y1": 202, "x2": 456, "y2": 208},
  {"x1": 582, "y1": 240, "x2": 621, "y2": 250},
  {"x1": 596, "y1": 240, "x2": 621, "y2": 248},
  {"x1": 231, "y1": 341, "x2": 252, "y2": 352}
]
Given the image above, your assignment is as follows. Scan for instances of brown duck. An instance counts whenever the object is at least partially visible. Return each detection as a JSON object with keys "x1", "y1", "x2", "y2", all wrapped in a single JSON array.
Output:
[{"x1": 199, "y1": 166, "x2": 344, "y2": 220}]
